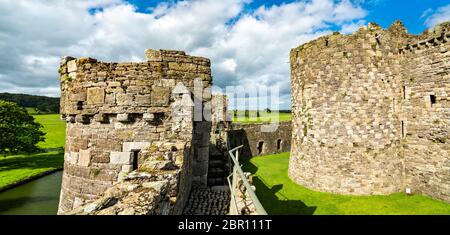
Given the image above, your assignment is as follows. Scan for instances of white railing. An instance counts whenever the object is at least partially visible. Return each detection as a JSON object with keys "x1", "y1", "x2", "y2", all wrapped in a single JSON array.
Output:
[{"x1": 227, "y1": 145, "x2": 267, "y2": 215}]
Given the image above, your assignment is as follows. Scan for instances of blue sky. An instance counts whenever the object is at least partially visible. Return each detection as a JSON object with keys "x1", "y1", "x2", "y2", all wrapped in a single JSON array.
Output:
[{"x1": 0, "y1": 0, "x2": 449, "y2": 109}]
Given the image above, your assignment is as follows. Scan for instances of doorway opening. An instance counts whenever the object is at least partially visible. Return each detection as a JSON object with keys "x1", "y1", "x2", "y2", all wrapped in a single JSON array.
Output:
[{"x1": 257, "y1": 141, "x2": 264, "y2": 155}]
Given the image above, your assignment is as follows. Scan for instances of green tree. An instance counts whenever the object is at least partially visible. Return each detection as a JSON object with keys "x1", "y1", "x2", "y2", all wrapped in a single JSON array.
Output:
[{"x1": 0, "y1": 100, "x2": 45, "y2": 156}]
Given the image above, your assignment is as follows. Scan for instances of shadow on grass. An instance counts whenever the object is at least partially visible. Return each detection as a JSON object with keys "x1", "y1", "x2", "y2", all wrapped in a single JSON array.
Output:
[
  {"x1": 243, "y1": 158, "x2": 316, "y2": 215},
  {"x1": 0, "y1": 152, "x2": 64, "y2": 172}
]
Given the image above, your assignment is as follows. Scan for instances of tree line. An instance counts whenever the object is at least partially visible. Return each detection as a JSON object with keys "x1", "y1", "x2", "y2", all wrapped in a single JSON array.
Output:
[{"x1": 0, "y1": 92, "x2": 60, "y2": 114}]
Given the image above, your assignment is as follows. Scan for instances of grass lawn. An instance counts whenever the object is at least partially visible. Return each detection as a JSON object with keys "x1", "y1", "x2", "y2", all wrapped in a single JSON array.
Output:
[
  {"x1": 0, "y1": 114, "x2": 65, "y2": 191},
  {"x1": 232, "y1": 111, "x2": 291, "y2": 124},
  {"x1": 243, "y1": 152, "x2": 450, "y2": 215},
  {"x1": 33, "y1": 114, "x2": 66, "y2": 149}
]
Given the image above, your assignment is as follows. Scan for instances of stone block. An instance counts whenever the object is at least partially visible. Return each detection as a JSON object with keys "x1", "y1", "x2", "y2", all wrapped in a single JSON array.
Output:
[
  {"x1": 168, "y1": 62, "x2": 197, "y2": 72},
  {"x1": 73, "y1": 197, "x2": 84, "y2": 209},
  {"x1": 121, "y1": 165, "x2": 133, "y2": 173},
  {"x1": 193, "y1": 161, "x2": 208, "y2": 176},
  {"x1": 143, "y1": 113, "x2": 155, "y2": 122},
  {"x1": 110, "y1": 151, "x2": 133, "y2": 164},
  {"x1": 203, "y1": 86, "x2": 212, "y2": 99},
  {"x1": 67, "y1": 60, "x2": 77, "y2": 73},
  {"x1": 69, "y1": 92, "x2": 86, "y2": 102},
  {"x1": 122, "y1": 142, "x2": 151, "y2": 152},
  {"x1": 145, "y1": 49, "x2": 162, "y2": 62},
  {"x1": 135, "y1": 94, "x2": 151, "y2": 105},
  {"x1": 117, "y1": 113, "x2": 129, "y2": 122},
  {"x1": 151, "y1": 86, "x2": 170, "y2": 106},
  {"x1": 116, "y1": 93, "x2": 134, "y2": 106},
  {"x1": 87, "y1": 87, "x2": 105, "y2": 105},
  {"x1": 78, "y1": 149, "x2": 91, "y2": 167},
  {"x1": 195, "y1": 146, "x2": 209, "y2": 162},
  {"x1": 108, "y1": 81, "x2": 121, "y2": 87},
  {"x1": 94, "y1": 113, "x2": 107, "y2": 123},
  {"x1": 69, "y1": 152, "x2": 79, "y2": 165}
]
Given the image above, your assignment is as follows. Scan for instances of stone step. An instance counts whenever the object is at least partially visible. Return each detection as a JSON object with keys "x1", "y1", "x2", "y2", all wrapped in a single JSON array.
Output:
[
  {"x1": 209, "y1": 153, "x2": 226, "y2": 160},
  {"x1": 207, "y1": 177, "x2": 226, "y2": 186},
  {"x1": 209, "y1": 159, "x2": 225, "y2": 167},
  {"x1": 208, "y1": 167, "x2": 226, "y2": 177}
]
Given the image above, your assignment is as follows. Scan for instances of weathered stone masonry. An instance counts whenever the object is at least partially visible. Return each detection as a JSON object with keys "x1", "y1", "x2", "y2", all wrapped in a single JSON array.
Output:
[
  {"x1": 289, "y1": 21, "x2": 449, "y2": 202},
  {"x1": 58, "y1": 49, "x2": 212, "y2": 214},
  {"x1": 228, "y1": 122, "x2": 292, "y2": 158}
]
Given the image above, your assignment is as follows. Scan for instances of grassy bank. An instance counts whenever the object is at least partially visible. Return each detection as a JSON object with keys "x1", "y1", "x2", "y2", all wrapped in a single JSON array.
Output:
[
  {"x1": 232, "y1": 111, "x2": 291, "y2": 124},
  {"x1": 243, "y1": 152, "x2": 450, "y2": 215},
  {"x1": 0, "y1": 114, "x2": 65, "y2": 191},
  {"x1": 0, "y1": 151, "x2": 64, "y2": 191}
]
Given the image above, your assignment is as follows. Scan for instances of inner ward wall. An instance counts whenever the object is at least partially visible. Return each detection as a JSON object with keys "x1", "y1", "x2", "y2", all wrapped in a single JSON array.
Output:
[
  {"x1": 228, "y1": 122, "x2": 292, "y2": 158},
  {"x1": 57, "y1": 49, "x2": 212, "y2": 214}
]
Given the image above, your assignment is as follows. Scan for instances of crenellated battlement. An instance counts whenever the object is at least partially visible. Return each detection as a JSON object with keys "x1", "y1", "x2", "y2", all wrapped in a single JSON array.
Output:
[{"x1": 399, "y1": 30, "x2": 450, "y2": 54}]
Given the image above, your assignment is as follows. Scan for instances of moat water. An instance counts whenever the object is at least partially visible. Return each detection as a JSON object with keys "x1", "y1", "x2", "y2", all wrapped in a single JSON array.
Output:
[{"x1": 0, "y1": 171, "x2": 62, "y2": 215}]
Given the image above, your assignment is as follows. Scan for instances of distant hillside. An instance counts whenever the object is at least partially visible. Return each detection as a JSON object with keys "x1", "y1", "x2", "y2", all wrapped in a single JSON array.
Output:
[{"x1": 0, "y1": 92, "x2": 60, "y2": 114}]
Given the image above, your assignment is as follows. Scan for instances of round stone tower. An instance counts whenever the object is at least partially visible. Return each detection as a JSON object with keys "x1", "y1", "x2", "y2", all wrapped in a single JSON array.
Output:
[
  {"x1": 289, "y1": 21, "x2": 450, "y2": 201},
  {"x1": 288, "y1": 22, "x2": 412, "y2": 195},
  {"x1": 57, "y1": 49, "x2": 213, "y2": 214}
]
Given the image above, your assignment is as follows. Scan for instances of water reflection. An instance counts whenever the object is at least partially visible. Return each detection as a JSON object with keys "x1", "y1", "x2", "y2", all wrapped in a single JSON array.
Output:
[{"x1": 0, "y1": 171, "x2": 62, "y2": 215}]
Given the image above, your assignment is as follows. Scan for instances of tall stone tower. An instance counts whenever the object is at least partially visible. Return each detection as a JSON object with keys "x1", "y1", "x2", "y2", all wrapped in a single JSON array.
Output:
[
  {"x1": 289, "y1": 21, "x2": 449, "y2": 202},
  {"x1": 58, "y1": 49, "x2": 213, "y2": 214}
]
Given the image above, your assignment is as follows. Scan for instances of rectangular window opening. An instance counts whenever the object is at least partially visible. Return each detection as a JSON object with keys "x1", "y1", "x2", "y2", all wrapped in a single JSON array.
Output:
[
  {"x1": 393, "y1": 98, "x2": 396, "y2": 112},
  {"x1": 277, "y1": 139, "x2": 282, "y2": 150},
  {"x1": 257, "y1": 141, "x2": 264, "y2": 155},
  {"x1": 401, "y1": 121, "x2": 405, "y2": 139},
  {"x1": 132, "y1": 150, "x2": 140, "y2": 170},
  {"x1": 430, "y1": 95, "x2": 436, "y2": 107}
]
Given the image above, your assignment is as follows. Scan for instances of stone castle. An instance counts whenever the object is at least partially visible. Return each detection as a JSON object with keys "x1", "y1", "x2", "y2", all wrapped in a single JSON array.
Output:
[
  {"x1": 57, "y1": 48, "x2": 291, "y2": 214},
  {"x1": 289, "y1": 21, "x2": 449, "y2": 202},
  {"x1": 58, "y1": 50, "x2": 214, "y2": 214},
  {"x1": 57, "y1": 20, "x2": 449, "y2": 214}
]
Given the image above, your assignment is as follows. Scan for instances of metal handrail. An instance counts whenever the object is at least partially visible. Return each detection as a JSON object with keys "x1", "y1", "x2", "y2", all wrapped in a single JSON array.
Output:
[{"x1": 227, "y1": 145, "x2": 267, "y2": 215}]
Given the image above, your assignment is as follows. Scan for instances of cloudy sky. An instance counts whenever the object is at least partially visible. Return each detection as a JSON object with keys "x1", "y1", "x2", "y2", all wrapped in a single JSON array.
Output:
[{"x1": 0, "y1": 0, "x2": 449, "y2": 109}]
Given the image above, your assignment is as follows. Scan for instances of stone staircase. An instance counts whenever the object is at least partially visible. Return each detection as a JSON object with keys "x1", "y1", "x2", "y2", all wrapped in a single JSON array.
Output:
[{"x1": 207, "y1": 153, "x2": 229, "y2": 186}]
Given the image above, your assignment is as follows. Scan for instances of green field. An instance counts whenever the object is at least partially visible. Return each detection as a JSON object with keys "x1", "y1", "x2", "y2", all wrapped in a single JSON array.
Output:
[
  {"x1": 231, "y1": 111, "x2": 291, "y2": 123},
  {"x1": 33, "y1": 114, "x2": 66, "y2": 149},
  {"x1": 0, "y1": 114, "x2": 65, "y2": 190},
  {"x1": 243, "y1": 152, "x2": 450, "y2": 215}
]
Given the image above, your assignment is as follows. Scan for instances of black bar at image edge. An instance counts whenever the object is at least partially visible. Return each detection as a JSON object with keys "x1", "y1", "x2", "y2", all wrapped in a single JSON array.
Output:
[{"x1": 0, "y1": 215, "x2": 448, "y2": 233}]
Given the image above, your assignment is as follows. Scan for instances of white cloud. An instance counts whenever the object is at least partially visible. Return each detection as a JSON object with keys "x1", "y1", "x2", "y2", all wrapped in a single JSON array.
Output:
[
  {"x1": 0, "y1": 0, "x2": 367, "y2": 109},
  {"x1": 423, "y1": 4, "x2": 450, "y2": 28},
  {"x1": 340, "y1": 19, "x2": 366, "y2": 34}
]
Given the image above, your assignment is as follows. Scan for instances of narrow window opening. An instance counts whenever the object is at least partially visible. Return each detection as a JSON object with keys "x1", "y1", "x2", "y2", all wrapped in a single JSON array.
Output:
[
  {"x1": 76, "y1": 101, "x2": 83, "y2": 110},
  {"x1": 132, "y1": 150, "x2": 140, "y2": 170},
  {"x1": 277, "y1": 139, "x2": 282, "y2": 150},
  {"x1": 392, "y1": 98, "x2": 396, "y2": 112},
  {"x1": 257, "y1": 141, "x2": 264, "y2": 155},
  {"x1": 430, "y1": 95, "x2": 436, "y2": 107},
  {"x1": 325, "y1": 39, "x2": 329, "y2": 47}
]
